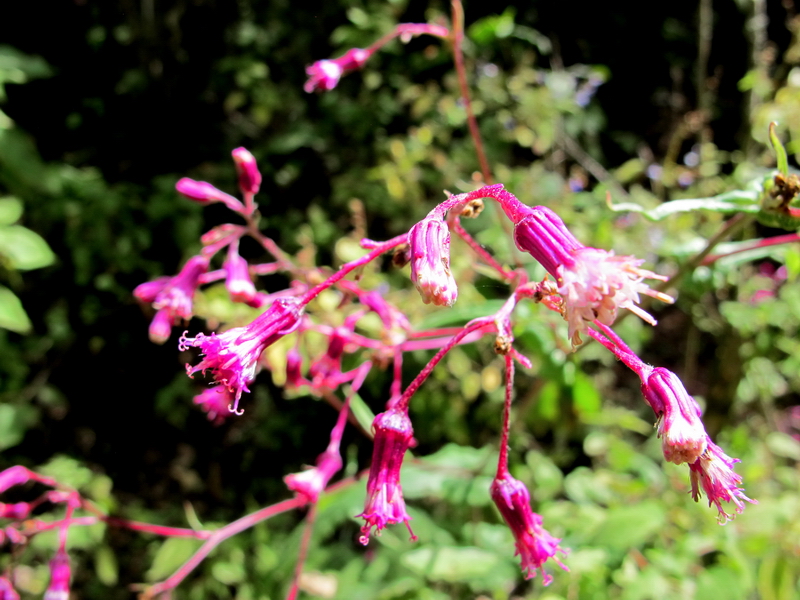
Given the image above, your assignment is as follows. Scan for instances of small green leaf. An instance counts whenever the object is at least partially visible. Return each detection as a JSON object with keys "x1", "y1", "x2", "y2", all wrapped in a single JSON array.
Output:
[
  {"x1": 0, "y1": 284, "x2": 31, "y2": 333},
  {"x1": 0, "y1": 224, "x2": 55, "y2": 270},
  {"x1": 349, "y1": 392, "x2": 376, "y2": 435},
  {"x1": 401, "y1": 546, "x2": 504, "y2": 583},
  {"x1": 95, "y1": 545, "x2": 119, "y2": 586},
  {"x1": 0, "y1": 196, "x2": 22, "y2": 225},
  {"x1": 146, "y1": 537, "x2": 202, "y2": 581},
  {"x1": 769, "y1": 122, "x2": 789, "y2": 176}
]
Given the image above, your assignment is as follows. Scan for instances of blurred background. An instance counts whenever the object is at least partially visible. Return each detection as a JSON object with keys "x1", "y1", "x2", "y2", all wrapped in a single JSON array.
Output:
[{"x1": 0, "y1": 0, "x2": 798, "y2": 598}]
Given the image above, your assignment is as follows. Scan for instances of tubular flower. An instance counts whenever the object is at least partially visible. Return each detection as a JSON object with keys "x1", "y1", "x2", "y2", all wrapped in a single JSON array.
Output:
[
  {"x1": 490, "y1": 473, "x2": 568, "y2": 585},
  {"x1": 0, "y1": 577, "x2": 18, "y2": 600},
  {"x1": 641, "y1": 368, "x2": 707, "y2": 464},
  {"x1": 136, "y1": 255, "x2": 210, "y2": 344},
  {"x1": 689, "y1": 440, "x2": 756, "y2": 523},
  {"x1": 44, "y1": 551, "x2": 70, "y2": 600},
  {"x1": 500, "y1": 199, "x2": 672, "y2": 345},
  {"x1": 224, "y1": 244, "x2": 257, "y2": 304},
  {"x1": 408, "y1": 213, "x2": 457, "y2": 307},
  {"x1": 358, "y1": 406, "x2": 416, "y2": 544},
  {"x1": 179, "y1": 297, "x2": 304, "y2": 415},
  {"x1": 304, "y1": 48, "x2": 370, "y2": 93}
]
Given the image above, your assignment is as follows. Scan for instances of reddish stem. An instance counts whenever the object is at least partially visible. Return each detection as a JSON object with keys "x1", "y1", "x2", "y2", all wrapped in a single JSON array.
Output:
[
  {"x1": 701, "y1": 232, "x2": 800, "y2": 265},
  {"x1": 496, "y1": 354, "x2": 515, "y2": 478}
]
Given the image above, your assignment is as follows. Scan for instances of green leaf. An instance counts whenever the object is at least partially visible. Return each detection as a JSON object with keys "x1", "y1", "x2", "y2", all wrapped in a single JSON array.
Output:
[
  {"x1": 0, "y1": 224, "x2": 55, "y2": 270},
  {"x1": 586, "y1": 500, "x2": 666, "y2": 550},
  {"x1": 769, "y1": 122, "x2": 789, "y2": 176},
  {"x1": 0, "y1": 284, "x2": 32, "y2": 333},
  {"x1": 349, "y1": 392, "x2": 376, "y2": 437},
  {"x1": 401, "y1": 545, "x2": 505, "y2": 583},
  {"x1": 95, "y1": 545, "x2": 119, "y2": 586},
  {"x1": 0, "y1": 196, "x2": 22, "y2": 225},
  {"x1": 0, "y1": 403, "x2": 38, "y2": 451},
  {"x1": 146, "y1": 537, "x2": 202, "y2": 581},
  {"x1": 607, "y1": 189, "x2": 760, "y2": 220}
]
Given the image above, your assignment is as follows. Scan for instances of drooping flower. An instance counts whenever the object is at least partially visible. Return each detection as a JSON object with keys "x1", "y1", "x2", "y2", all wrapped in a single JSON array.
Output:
[
  {"x1": 408, "y1": 213, "x2": 457, "y2": 307},
  {"x1": 490, "y1": 473, "x2": 568, "y2": 585},
  {"x1": 44, "y1": 551, "x2": 70, "y2": 600},
  {"x1": 180, "y1": 297, "x2": 304, "y2": 414},
  {"x1": 304, "y1": 48, "x2": 371, "y2": 93},
  {"x1": 500, "y1": 199, "x2": 672, "y2": 345},
  {"x1": 135, "y1": 255, "x2": 210, "y2": 344},
  {"x1": 358, "y1": 406, "x2": 416, "y2": 544},
  {"x1": 641, "y1": 368, "x2": 707, "y2": 464},
  {"x1": 231, "y1": 147, "x2": 261, "y2": 196},
  {"x1": 0, "y1": 577, "x2": 19, "y2": 600},
  {"x1": 688, "y1": 439, "x2": 756, "y2": 523}
]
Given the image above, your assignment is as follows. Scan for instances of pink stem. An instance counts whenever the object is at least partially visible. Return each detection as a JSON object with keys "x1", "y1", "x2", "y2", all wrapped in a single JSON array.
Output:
[
  {"x1": 496, "y1": 354, "x2": 515, "y2": 478},
  {"x1": 286, "y1": 504, "x2": 318, "y2": 600},
  {"x1": 365, "y1": 23, "x2": 450, "y2": 55},
  {"x1": 450, "y1": 220, "x2": 516, "y2": 280},
  {"x1": 701, "y1": 232, "x2": 800, "y2": 265}
]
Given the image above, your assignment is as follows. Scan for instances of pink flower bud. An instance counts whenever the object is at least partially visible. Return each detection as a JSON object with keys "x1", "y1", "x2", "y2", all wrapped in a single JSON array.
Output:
[
  {"x1": 689, "y1": 440, "x2": 756, "y2": 523},
  {"x1": 0, "y1": 466, "x2": 32, "y2": 494},
  {"x1": 304, "y1": 60, "x2": 343, "y2": 93},
  {"x1": 358, "y1": 406, "x2": 416, "y2": 544},
  {"x1": 337, "y1": 48, "x2": 370, "y2": 71},
  {"x1": 284, "y1": 348, "x2": 306, "y2": 389},
  {"x1": 490, "y1": 473, "x2": 568, "y2": 585},
  {"x1": 149, "y1": 255, "x2": 210, "y2": 335},
  {"x1": 0, "y1": 502, "x2": 32, "y2": 520},
  {"x1": 44, "y1": 551, "x2": 70, "y2": 600},
  {"x1": 133, "y1": 277, "x2": 170, "y2": 304},
  {"x1": 231, "y1": 147, "x2": 262, "y2": 196},
  {"x1": 175, "y1": 178, "x2": 245, "y2": 212},
  {"x1": 408, "y1": 216, "x2": 457, "y2": 307},
  {"x1": 148, "y1": 308, "x2": 173, "y2": 345},
  {"x1": 284, "y1": 446, "x2": 343, "y2": 504},
  {"x1": 180, "y1": 297, "x2": 304, "y2": 415},
  {"x1": 642, "y1": 368, "x2": 707, "y2": 464},
  {"x1": 224, "y1": 247, "x2": 257, "y2": 304}
]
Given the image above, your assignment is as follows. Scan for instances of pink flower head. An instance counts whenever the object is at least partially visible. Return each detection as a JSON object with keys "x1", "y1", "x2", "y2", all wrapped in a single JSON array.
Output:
[
  {"x1": 689, "y1": 440, "x2": 756, "y2": 523},
  {"x1": 224, "y1": 245, "x2": 257, "y2": 304},
  {"x1": 641, "y1": 368, "x2": 707, "y2": 464},
  {"x1": 44, "y1": 551, "x2": 70, "y2": 600},
  {"x1": 408, "y1": 213, "x2": 457, "y2": 307},
  {"x1": 231, "y1": 147, "x2": 261, "y2": 196},
  {"x1": 284, "y1": 446, "x2": 343, "y2": 504},
  {"x1": 193, "y1": 386, "x2": 235, "y2": 425},
  {"x1": 0, "y1": 466, "x2": 33, "y2": 494},
  {"x1": 180, "y1": 297, "x2": 304, "y2": 414},
  {"x1": 175, "y1": 177, "x2": 245, "y2": 212},
  {"x1": 0, "y1": 577, "x2": 19, "y2": 600},
  {"x1": 503, "y1": 201, "x2": 672, "y2": 345},
  {"x1": 490, "y1": 473, "x2": 568, "y2": 585},
  {"x1": 139, "y1": 255, "x2": 210, "y2": 344},
  {"x1": 0, "y1": 502, "x2": 32, "y2": 520},
  {"x1": 304, "y1": 48, "x2": 370, "y2": 93},
  {"x1": 358, "y1": 406, "x2": 417, "y2": 544},
  {"x1": 284, "y1": 347, "x2": 307, "y2": 389}
]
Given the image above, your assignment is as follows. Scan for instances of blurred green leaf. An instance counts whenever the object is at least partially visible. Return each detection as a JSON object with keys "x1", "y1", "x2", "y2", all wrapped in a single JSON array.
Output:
[
  {"x1": 0, "y1": 284, "x2": 31, "y2": 333},
  {"x1": 146, "y1": 537, "x2": 202, "y2": 582},
  {"x1": 0, "y1": 224, "x2": 55, "y2": 270},
  {"x1": 0, "y1": 196, "x2": 22, "y2": 225}
]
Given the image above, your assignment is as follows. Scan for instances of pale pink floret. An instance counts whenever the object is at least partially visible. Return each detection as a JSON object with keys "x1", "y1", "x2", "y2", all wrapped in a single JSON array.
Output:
[
  {"x1": 490, "y1": 474, "x2": 568, "y2": 585},
  {"x1": 358, "y1": 407, "x2": 416, "y2": 544},
  {"x1": 689, "y1": 440, "x2": 756, "y2": 523},
  {"x1": 284, "y1": 447, "x2": 343, "y2": 504},
  {"x1": 408, "y1": 215, "x2": 457, "y2": 307},
  {"x1": 224, "y1": 247, "x2": 257, "y2": 304},
  {"x1": 180, "y1": 298, "x2": 304, "y2": 415},
  {"x1": 304, "y1": 48, "x2": 370, "y2": 93},
  {"x1": 193, "y1": 386, "x2": 235, "y2": 425},
  {"x1": 641, "y1": 368, "x2": 707, "y2": 464},
  {"x1": 557, "y1": 247, "x2": 672, "y2": 346}
]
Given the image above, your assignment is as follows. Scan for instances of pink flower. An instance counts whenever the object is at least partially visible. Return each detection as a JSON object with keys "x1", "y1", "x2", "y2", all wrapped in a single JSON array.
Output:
[
  {"x1": 44, "y1": 551, "x2": 70, "y2": 600},
  {"x1": 193, "y1": 386, "x2": 235, "y2": 425},
  {"x1": 175, "y1": 177, "x2": 245, "y2": 212},
  {"x1": 224, "y1": 244, "x2": 257, "y2": 304},
  {"x1": 490, "y1": 473, "x2": 568, "y2": 585},
  {"x1": 0, "y1": 502, "x2": 32, "y2": 520},
  {"x1": 0, "y1": 466, "x2": 33, "y2": 494},
  {"x1": 231, "y1": 147, "x2": 261, "y2": 196},
  {"x1": 408, "y1": 214, "x2": 457, "y2": 307},
  {"x1": 641, "y1": 368, "x2": 708, "y2": 465},
  {"x1": 502, "y1": 201, "x2": 672, "y2": 345},
  {"x1": 136, "y1": 255, "x2": 210, "y2": 344},
  {"x1": 358, "y1": 406, "x2": 416, "y2": 544},
  {"x1": 304, "y1": 48, "x2": 371, "y2": 93},
  {"x1": 180, "y1": 297, "x2": 304, "y2": 414},
  {"x1": 284, "y1": 347, "x2": 307, "y2": 389},
  {"x1": 284, "y1": 446, "x2": 343, "y2": 504},
  {"x1": 689, "y1": 440, "x2": 756, "y2": 523},
  {"x1": 0, "y1": 577, "x2": 19, "y2": 600}
]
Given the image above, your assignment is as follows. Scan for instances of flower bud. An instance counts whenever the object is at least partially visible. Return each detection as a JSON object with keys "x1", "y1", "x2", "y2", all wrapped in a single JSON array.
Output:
[
  {"x1": 44, "y1": 551, "x2": 70, "y2": 600},
  {"x1": 175, "y1": 178, "x2": 245, "y2": 212},
  {"x1": 231, "y1": 147, "x2": 262, "y2": 196},
  {"x1": 408, "y1": 216, "x2": 457, "y2": 307}
]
